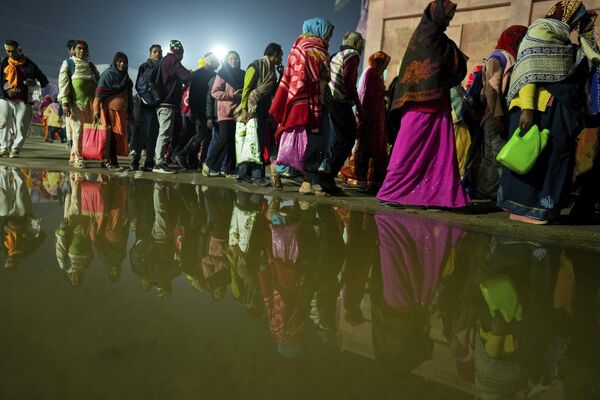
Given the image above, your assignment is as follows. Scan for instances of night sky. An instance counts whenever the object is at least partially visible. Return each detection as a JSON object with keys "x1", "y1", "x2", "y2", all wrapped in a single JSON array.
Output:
[{"x1": 1, "y1": 0, "x2": 362, "y2": 80}]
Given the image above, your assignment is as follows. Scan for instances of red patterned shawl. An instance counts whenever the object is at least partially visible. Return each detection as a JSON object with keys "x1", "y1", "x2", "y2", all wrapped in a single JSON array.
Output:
[{"x1": 269, "y1": 34, "x2": 330, "y2": 138}]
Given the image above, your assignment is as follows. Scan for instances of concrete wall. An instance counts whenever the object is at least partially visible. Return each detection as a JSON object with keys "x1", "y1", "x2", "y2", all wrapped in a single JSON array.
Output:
[{"x1": 364, "y1": 0, "x2": 600, "y2": 85}]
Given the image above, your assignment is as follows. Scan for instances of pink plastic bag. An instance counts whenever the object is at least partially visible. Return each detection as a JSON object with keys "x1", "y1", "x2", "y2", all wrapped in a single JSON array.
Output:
[
  {"x1": 276, "y1": 127, "x2": 308, "y2": 172},
  {"x1": 82, "y1": 123, "x2": 107, "y2": 160}
]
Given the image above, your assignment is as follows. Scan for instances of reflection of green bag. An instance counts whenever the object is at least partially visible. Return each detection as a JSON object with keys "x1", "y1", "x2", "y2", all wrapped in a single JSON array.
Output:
[
  {"x1": 480, "y1": 276, "x2": 523, "y2": 323},
  {"x1": 496, "y1": 124, "x2": 550, "y2": 174}
]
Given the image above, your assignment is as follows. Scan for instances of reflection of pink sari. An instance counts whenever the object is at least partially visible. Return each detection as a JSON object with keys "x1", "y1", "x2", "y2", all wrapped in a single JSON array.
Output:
[
  {"x1": 375, "y1": 213, "x2": 464, "y2": 310},
  {"x1": 270, "y1": 223, "x2": 300, "y2": 264}
]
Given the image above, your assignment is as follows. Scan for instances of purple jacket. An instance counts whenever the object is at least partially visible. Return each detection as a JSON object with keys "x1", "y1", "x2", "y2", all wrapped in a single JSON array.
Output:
[{"x1": 159, "y1": 53, "x2": 192, "y2": 108}]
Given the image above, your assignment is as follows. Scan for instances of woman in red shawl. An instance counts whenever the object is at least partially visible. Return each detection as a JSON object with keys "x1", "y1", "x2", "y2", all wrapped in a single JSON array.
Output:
[
  {"x1": 338, "y1": 51, "x2": 391, "y2": 192},
  {"x1": 269, "y1": 17, "x2": 333, "y2": 195},
  {"x1": 377, "y1": 0, "x2": 470, "y2": 208},
  {"x1": 463, "y1": 25, "x2": 527, "y2": 202}
]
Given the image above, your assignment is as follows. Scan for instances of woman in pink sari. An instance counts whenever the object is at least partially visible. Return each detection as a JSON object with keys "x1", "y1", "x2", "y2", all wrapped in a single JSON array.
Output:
[
  {"x1": 338, "y1": 51, "x2": 391, "y2": 192},
  {"x1": 377, "y1": 0, "x2": 470, "y2": 208}
]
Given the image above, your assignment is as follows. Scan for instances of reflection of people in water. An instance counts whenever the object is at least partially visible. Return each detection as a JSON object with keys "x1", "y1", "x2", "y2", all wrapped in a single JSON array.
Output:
[
  {"x1": 228, "y1": 192, "x2": 266, "y2": 318},
  {"x1": 371, "y1": 213, "x2": 464, "y2": 374},
  {"x1": 84, "y1": 175, "x2": 129, "y2": 283},
  {"x1": 55, "y1": 172, "x2": 93, "y2": 287},
  {"x1": 558, "y1": 248, "x2": 600, "y2": 399},
  {"x1": 0, "y1": 167, "x2": 45, "y2": 270},
  {"x1": 340, "y1": 209, "x2": 378, "y2": 327},
  {"x1": 473, "y1": 238, "x2": 579, "y2": 399},
  {"x1": 175, "y1": 183, "x2": 210, "y2": 294},
  {"x1": 128, "y1": 179, "x2": 156, "y2": 292},
  {"x1": 310, "y1": 204, "x2": 347, "y2": 341},
  {"x1": 259, "y1": 198, "x2": 317, "y2": 358},
  {"x1": 147, "y1": 182, "x2": 182, "y2": 299},
  {"x1": 200, "y1": 187, "x2": 235, "y2": 301},
  {"x1": 437, "y1": 231, "x2": 491, "y2": 384}
]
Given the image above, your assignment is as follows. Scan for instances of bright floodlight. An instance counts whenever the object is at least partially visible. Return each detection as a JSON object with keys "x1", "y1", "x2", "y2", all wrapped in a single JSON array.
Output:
[{"x1": 211, "y1": 45, "x2": 228, "y2": 61}]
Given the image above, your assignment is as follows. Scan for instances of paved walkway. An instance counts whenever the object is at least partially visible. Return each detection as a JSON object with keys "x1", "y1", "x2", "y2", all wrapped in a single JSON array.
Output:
[{"x1": 3, "y1": 137, "x2": 600, "y2": 253}]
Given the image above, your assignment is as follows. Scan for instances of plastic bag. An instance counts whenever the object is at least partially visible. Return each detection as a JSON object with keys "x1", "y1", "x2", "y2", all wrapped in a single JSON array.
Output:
[
  {"x1": 275, "y1": 126, "x2": 308, "y2": 172},
  {"x1": 82, "y1": 123, "x2": 107, "y2": 160},
  {"x1": 235, "y1": 119, "x2": 261, "y2": 165}
]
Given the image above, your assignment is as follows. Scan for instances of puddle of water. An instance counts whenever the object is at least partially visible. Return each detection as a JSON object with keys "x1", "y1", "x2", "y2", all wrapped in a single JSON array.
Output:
[{"x1": 0, "y1": 166, "x2": 598, "y2": 400}]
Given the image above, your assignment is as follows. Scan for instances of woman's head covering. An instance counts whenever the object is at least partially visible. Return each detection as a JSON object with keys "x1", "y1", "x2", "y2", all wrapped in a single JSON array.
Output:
[
  {"x1": 95, "y1": 52, "x2": 133, "y2": 98},
  {"x1": 546, "y1": 0, "x2": 586, "y2": 27},
  {"x1": 506, "y1": 3, "x2": 581, "y2": 103},
  {"x1": 429, "y1": 0, "x2": 457, "y2": 28},
  {"x1": 302, "y1": 17, "x2": 334, "y2": 38},
  {"x1": 217, "y1": 50, "x2": 245, "y2": 90},
  {"x1": 495, "y1": 25, "x2": 528, "y2": 58},
  {"x1": 368, "y1": 51, "x2": 391, "y2": 71},
  {"x1": 390, "y1": 0, "x2": 467, "y2": 112},
  {"x1": 112, "y1": 51, "x2": 128, "y2": 66}
]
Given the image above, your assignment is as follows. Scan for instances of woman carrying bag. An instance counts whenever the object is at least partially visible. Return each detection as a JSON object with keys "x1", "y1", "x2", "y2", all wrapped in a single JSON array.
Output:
[
  {"x1": 93, "y1": 52, "x2": 133, "y2": 171},
  {"x1": 499, "y1": 0, "x2": 596, "y2": 224}
]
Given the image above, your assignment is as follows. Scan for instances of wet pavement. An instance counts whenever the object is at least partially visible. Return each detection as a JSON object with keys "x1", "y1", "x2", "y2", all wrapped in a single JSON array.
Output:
[
  {"x1": 3, "y1": 137, "x2": 600, "y2": 254},
  {"x1": 0, "y1": 165, "x2": 599, "y2": 399}
]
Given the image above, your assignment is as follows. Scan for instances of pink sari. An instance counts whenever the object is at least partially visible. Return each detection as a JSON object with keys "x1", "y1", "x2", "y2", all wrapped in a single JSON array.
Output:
[{"x1": 377, "y1": 98, "x2": 470, "y2": 208}]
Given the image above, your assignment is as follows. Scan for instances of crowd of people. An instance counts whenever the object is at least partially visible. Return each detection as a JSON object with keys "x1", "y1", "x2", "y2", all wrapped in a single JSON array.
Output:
[
  {"x1": 1, "y1": 165, "x2": 598, "y2": 398},
  {"x1": 1, "y1": 0, "x2": 599, "y2": 225}
]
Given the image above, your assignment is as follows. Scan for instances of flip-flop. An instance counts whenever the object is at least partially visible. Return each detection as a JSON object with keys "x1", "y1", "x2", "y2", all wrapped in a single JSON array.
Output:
[
  {"x1": 509, "y1": 213, "x2": 548, "y2": 225},
  {"x1": 299, "y1": 182, "x2": 312, "y2": 195},
  {"x1": 270, "y1": 174, "x2": 283, "y2": 191}
]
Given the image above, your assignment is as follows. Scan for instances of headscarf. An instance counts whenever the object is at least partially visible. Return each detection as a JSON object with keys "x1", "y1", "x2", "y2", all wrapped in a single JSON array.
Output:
[
  {"x1": 95, "y1": 52, "x2": 133, "y2": 98},
  {"x1": 368, "y1": 51, "x2": 391, "y2": 71},
  {"x1": 390, "y1": 0, "x2": 467, "y2": 112},
  {"x1": 495, "y1": 25, "x2": 528, "y2": 58},
  {"x1": 3, "y1": 44, "x2": 26, "y2": 90},
  {"x1": 506, "y1": 1, "x2": 585, "y2": 103},
  {"x1": 217, "y1": 51, "x2": 245, "y2": 90},
  {"x1": 302, "y1": 17, "x2": 334, "y2": 38},
  {"x1": 546, "y1": 0, "x2": 586, "y2": 27}
]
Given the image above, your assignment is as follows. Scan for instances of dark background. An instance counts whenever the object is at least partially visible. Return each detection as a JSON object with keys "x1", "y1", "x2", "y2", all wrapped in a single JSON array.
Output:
[{"x1": 1, "y1": 0, "x2": 363, "y2": 80}]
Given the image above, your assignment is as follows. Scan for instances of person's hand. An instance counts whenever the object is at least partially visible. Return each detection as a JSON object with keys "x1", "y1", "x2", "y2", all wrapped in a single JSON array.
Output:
[
  {"x1": 519, "y1": 109, "x2": 534, "y2": 131},
  {"x1": 238, "y1": 109, "x2": 249, "y2": 123},
  {"x1": 62, "y1": 104, "x2": 71, "y2": 118},
  {"x1": 93, "y1": 111, "x2": 100, "y2": 123},
  {"x1": 207, "y1": 119, "x2": 214, "y2": 129}
]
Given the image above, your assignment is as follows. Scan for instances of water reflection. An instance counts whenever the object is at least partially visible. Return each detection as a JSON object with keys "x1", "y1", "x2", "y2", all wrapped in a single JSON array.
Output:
[
  {"x1": 0, "y1": 167, "x2": 45, "y2": 270},
  {"x1": 1, "y1": 165, "x2": 599, "y2": 399}
]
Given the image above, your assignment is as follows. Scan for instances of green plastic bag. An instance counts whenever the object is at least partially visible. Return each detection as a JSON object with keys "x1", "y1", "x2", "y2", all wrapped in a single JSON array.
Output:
[{"x1": 496, "y1": 124, "x2": 550, "y2": 174}]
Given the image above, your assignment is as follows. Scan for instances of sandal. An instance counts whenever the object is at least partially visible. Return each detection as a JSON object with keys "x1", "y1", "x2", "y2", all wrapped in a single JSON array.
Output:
[
  {"x1": 312, "y1": 184, "x2": 329, "y2": 197},
  {"x1": 74, "y1": 160, "x2": 87, "y2": 169},
  {"x1": 106, "y1": 163, "x2": 124, "y2": 171},
  {"x1": 299, "y1": 181, "x2": 312, "y2": 195},
  {"x1": 270, "y1": 174, "x2": 283, "y2": 191},
  {"x1": 509, "y1": 213, "x2": 548, "y2": 225}
]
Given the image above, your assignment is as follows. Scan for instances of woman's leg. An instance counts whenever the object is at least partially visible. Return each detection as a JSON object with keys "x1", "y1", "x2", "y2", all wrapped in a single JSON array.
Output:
[{"x1": 205, "y1": 121, "x2": 229, "y2": 172}]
